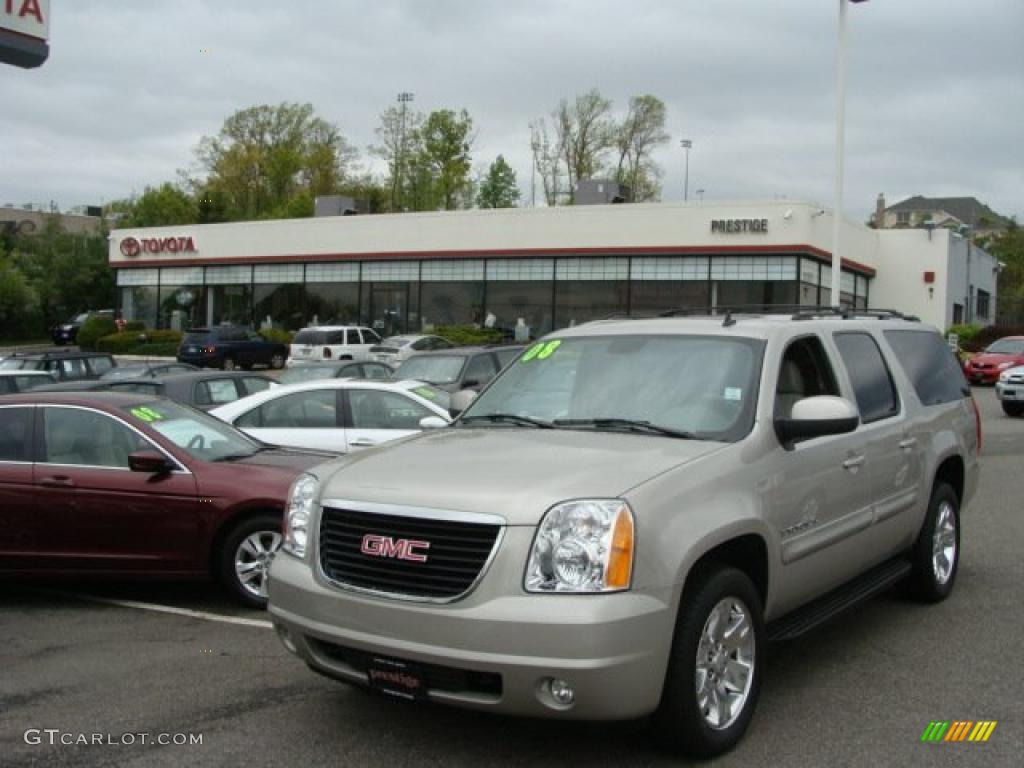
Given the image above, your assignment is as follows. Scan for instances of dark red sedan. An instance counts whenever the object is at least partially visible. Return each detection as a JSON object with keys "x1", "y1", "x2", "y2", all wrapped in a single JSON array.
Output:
[
  {"x1": 963, "y1": 336, "x2": 1024, "y2": 385},
  {"x1": 0, "y1": 392, "x2": 335, "y2": 607}
]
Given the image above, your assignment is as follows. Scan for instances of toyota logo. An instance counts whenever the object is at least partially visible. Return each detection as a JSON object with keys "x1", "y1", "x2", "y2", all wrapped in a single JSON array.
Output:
[{"x1": 120, "y1": 237, "x2": 141, "y2": 257}]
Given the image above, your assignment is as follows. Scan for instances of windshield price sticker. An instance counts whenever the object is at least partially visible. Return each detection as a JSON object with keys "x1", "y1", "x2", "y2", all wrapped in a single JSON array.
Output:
[
  {"x1": 413, "y1": 386, "x2": 437, "y2": 400},
  {"x1": 522, "y1": 339, "x2": 562, "y2": 362},
  {"x1": 131, "y1": 406, "x2": 165, "y2": 422},
  {"x1": 724, "y1": 387, "x2": 743, "y2": 401}
]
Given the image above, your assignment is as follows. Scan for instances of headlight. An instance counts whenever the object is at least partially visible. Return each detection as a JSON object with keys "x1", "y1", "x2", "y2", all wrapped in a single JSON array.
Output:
[
  {"x1": 997, "y1": 361, "x2": 1017, "y2": 370},
  {"x1": 283, "y1": 474, "x2": 319, "y2": 558},
  {"x1": 525, "y1": 500, "x2": 635, "y2": 593}
]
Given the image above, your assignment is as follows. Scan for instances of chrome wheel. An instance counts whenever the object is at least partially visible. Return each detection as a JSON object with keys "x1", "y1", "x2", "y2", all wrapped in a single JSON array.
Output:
[
  {"x1": 234, "y1": 530, "x2": 282, "y2": 599},
  {"x1": 695, "y1": 597, "x2": 755, "y2": 730},
  {"x1": 932, "y1": 500, "x2": 957, "y2": 585}
]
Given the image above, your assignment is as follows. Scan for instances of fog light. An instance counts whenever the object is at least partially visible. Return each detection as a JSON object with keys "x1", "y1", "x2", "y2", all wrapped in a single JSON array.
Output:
[
  {"x1": 549, "y1": 678, "x2": 575, "y2": 706},
  {"x1": 274, "y1": 623, "x2": 298, "y2": 654}
]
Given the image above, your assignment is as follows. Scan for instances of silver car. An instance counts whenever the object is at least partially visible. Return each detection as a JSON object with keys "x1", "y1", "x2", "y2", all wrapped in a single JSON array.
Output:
[
  {"x1": 268, "y1": 311, "x2": 980, "y2": 758},
  {"x1": 995, "y1": 364, "x2": 1024, "y2": 417}
]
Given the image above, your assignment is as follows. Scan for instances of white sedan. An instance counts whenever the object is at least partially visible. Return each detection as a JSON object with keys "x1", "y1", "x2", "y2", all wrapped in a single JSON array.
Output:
[{"x1": 209, "y1": 379, "x2": 451, "y2": 453}]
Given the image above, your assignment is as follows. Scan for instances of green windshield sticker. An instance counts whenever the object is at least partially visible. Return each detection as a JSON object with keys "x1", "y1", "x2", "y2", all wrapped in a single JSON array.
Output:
[
  {"x1": 522, "y1": 340, "x2": 561, "y2": 362},
  {"x1": 131, "y1": 406, "x2": 165, "y2": 422},
  {"x1": 412, "y1": 386, "x2": 437, "y2": 400}
]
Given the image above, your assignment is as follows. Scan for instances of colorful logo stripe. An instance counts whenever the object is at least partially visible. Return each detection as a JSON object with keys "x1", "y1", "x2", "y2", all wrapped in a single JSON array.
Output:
[{"x1": 921, "y1": 721, "x2": 996, "y2": 743}]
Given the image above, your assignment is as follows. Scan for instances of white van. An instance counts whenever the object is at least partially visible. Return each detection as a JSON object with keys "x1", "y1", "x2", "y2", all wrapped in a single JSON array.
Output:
[{"x1": 289, "y1": 326, "x2": 382, "y2": 364}]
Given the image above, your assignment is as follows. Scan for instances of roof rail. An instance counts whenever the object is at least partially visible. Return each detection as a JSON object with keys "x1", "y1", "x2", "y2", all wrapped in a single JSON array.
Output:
[{"x1": 598, "y1": 305, "x2": 920, "y2": 324}]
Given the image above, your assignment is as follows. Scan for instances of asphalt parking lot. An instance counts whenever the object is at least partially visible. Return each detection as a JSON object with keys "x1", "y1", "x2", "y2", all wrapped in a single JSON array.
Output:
[{"x1": 1, "y1": 387, "x2": 1021, "y2": 767}]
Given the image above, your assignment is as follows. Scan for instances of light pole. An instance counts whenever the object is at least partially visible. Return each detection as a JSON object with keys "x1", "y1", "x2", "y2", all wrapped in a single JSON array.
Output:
[
  {"x1": 696, "y1": 188, "x2": 705, "y2": 203},
  {"x1": 680, "y1": 139, "x2": 692, "y2": 202},
  {"x1": 393, "y1": 91, "x2": 414, "y2": 211},
  {"x1": 831, "y1": 0, "x2": 869, "y2": 307}
]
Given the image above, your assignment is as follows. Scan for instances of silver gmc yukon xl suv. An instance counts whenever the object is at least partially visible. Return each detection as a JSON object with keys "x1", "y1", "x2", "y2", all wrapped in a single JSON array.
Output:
[{"x1": 269, "y1": 310, "x2": 980, "y2": 757}]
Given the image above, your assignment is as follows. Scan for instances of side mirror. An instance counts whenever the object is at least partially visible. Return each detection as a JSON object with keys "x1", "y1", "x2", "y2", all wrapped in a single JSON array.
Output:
[
  {"x1": 418, "y1": 415, "x2": 448, "y2": 430},
  {"x1": 449, "y1": 389, "x2": 478, "y2": 418},
  {"x1": 775, "y1": 396, "x2": 859, "y2": 445},
  {"x1": 128, "y1": 450, "x2": 173, "y2": 474}
]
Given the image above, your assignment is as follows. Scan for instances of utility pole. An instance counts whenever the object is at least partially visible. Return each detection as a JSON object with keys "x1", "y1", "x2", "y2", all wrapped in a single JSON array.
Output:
[
  {"x1": 680, "y1": 139, "x2": 692, "y2": 202},
  {"x1": 393, "y1": 91, "x2": 414, "y2": 212}
]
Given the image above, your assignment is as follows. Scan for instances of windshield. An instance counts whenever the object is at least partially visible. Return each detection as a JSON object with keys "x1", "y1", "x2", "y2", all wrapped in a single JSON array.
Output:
[
  {"x1": 381, "y1": 337, "x2": 411, "y2": 348},
  {"x1": 394, "y1": 355, "x2": 466, "y2": 385},
  {"x1": 278, "y1": 366, "x2": 343, "y2": 384},
  {"x1": 461, "y1": 335, "x2": 764, "y2": 441},
  {"x1": 0, "y1": 359, "x2": 27, "y2": 370},
  {"x1": 122, "y1": 400, "x2": 260, "y2": 462},
  {"x1": 101, "y1": 365, "x2": 148, "y2": 380},
  {"x1": 985, "y1": 339, "x2": 1024, "y2": 355}
]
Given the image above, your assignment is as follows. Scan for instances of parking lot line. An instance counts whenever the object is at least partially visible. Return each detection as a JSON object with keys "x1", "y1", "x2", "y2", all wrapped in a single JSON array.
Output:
[{"x1": 40, "y1": 590, "x2": 274, "y2": 629}]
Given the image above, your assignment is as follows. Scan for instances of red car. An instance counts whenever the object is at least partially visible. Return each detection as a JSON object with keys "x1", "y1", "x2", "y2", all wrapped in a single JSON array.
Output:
[
  {"x1": 963, "y1": 336, "x2": 1024, "y2": 385},
  {"x1": 0, "y1": 392, "x2": 335, "y2": 607}
]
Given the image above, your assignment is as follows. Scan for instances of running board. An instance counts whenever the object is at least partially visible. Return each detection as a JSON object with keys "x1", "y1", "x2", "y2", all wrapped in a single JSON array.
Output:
[{"x1": 766, "y1": 558, "x2": 912, "y2": 643}]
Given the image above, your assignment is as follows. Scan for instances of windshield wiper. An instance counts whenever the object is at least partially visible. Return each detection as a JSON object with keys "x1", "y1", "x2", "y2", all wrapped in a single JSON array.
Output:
[
  {"x1": 211, "y1": 449, "x2": 261, "y2": 462},
  {"x1": 460, "y1": 413, "x2": 554, "y2": 429},
  {"x1": 552, "y1": 418, "x2": 697, "y2": 439}
]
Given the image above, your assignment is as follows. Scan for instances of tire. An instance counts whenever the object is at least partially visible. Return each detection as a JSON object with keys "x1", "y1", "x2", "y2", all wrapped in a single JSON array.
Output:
[
  {"x1": 217, "y1": 514, "x2": 282, "y2": 609},
  {"x1": 221, "y1": 355, "x2": 237, "y2": 371},
  {"x1": 907, "y1": 483, "x2": 960, "y2": 602},
  {"x1": 1002, "y1": 402, "x2": 1023, "y2": 418},
  {"x1": 652, "y1": 566, "x2": 763, "y2": 758},
  {"x1": 270, "y1": 352, "x2": 286, "y2": 370}
]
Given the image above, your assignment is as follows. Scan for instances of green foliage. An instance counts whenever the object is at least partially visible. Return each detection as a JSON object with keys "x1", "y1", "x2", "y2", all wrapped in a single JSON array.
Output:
[
  {"x1": 961, "y1": 325, "x2": 1024, "y2": 353},
  {"x1": 477, "y1": 155, "x2": 520, "y2": 209},
  {"x1": 432, "y1": 325, "x2": 502, "y2": 345},
  {"x1": 945, "y1": 323, "x2": 982, "y2": 345},
  {"x1": 419, "y1": 109, "x2": 475, "y2": 210},
  {"x1": 122, "y1": 320, "x2": 146, "y2": 332},
  {"x1": 988, "y1": 220, "x2": 1024, "y2": 324},
  {"x1": 96, "y1": 330, "x2": 183, "y2": 356},
  {"x1": 120, "y1": 183, "x2": 197, "y2": 227},
  {"x1": 258, "y1": 328, "x2": 294, "y2": 345},
  {"x1": 0, "y1": 250, "x2": 40, "y2": 340},
  {"x1": 77, "y1": 314, "x2": 119, "y2": 350}
]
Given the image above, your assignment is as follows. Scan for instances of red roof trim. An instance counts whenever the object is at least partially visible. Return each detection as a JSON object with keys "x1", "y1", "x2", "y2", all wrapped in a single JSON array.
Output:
[{"x1": 112, "y1": 243, "x2": 876, "y2": 276}]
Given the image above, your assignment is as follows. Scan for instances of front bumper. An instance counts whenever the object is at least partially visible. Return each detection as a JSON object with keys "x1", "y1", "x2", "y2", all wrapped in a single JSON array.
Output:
[
  {"x1": 966, "y1": 368, "x2": 998, "y2": 384},
  {"x1": 268, "y1": 535, "x2": 676, "y2": 720},
  {"x1": 995, "y1": 381, "x2": 1023, "y2": 402}
]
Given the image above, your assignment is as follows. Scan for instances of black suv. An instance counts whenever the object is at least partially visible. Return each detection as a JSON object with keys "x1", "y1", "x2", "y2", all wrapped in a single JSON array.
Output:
[
  {"x1": 50, "y1": 310, "x2": 115, "y2": 345},
  {"x1": 177, "y1": 326, "x2": 288, "y2": 371},
  {"x1": 392, "y1": 345, "x2": 524, "y2": 393},
  {"x1": 0, "y1": 350, "x2": 117, "y2": 382}
]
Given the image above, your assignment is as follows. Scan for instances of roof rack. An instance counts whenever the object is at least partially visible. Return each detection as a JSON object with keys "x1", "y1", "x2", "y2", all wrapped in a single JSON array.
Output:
[{"x1": 598, "y1": 305, "x2": 920, "y2": 326}]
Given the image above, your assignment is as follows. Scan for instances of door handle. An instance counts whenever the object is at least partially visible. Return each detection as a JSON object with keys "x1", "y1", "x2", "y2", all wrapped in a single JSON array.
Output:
[
  {"x1": 842, "y1": 455, "x2": 866, "y2": 472},
  {"x1": 899, "y1": 437, "x2": 917, "y2": 451},
  {"x1": 350, "y1": 439, "x2": 377, "y2": 447},
  {"x1": 40, "y1": 476, "x2": 75, "y2": 488}
]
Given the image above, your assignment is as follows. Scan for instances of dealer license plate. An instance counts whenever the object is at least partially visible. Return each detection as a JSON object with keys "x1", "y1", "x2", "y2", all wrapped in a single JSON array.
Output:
[{"x1": 366, "y1": 657, "x2": 426, "y2": 701}]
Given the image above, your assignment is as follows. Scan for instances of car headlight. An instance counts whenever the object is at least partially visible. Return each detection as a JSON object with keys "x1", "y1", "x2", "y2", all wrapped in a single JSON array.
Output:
[
  {"x1": 997, "y1": 361, "x2": 1017, "y2": 370},
  {"x1": 283, "y1": 474, "x2": 319, "y2": 558},
  {"x1": 525, "y1": 500, "x2": 635, "y2": 593}
]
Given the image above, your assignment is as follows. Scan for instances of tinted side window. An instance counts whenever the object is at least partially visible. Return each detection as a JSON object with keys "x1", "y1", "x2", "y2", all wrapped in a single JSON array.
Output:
[
  {"x1": 0, "y1": 407, "x2": 32, "y2": 461},
  {"x1": 362, "y1": 329, "x2": 381, "y2": 344},
  {"x1": 348, "y1": 390, "x2": 432, "y2": 430},
  {"x1": 59, "y1": 358, "x2": 89, "y2": 380},
  {"x1": 88, "y1": 357, "x2": 114, "y2": 375},
  {"x1": 883, "y1": 330, "x2": 967, "y2": 406},
  {"x1": 775, "y1": 335, "x2": 840, "y2": 418},
  {"x1": 833, "y1": 333, "x2": 899, "y2": 423},
  {"x1": 345, "y1": 329, "x2": 360, "y2": 345},
  {"x1": 42, "y1": 408, "x2": 149, "y2": 468},
  {"x1": 464, "y1": 354, "x2": 497, "y2": 386},
  {"x1": 242, "y1": 377, "x2": 273, "y2": 395},
  {"x1": 361, "y1": 363, "x2": 391, "y2": 380},
  {"x1": 260, "y1": 390, "x2": 338, "y2": 429},
  {"x1": 195, "y1": 379, "x2": 241, "y2": 405}
]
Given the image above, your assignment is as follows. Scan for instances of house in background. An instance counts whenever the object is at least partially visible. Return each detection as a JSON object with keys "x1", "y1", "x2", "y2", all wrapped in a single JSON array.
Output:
[{"x1": 872, "y1": 194, "x2": 1011, "y2": 240}]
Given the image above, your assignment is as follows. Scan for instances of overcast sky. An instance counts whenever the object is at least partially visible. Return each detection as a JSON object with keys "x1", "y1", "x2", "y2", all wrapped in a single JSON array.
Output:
[{"x1": 2, "y1": 0, "x2": 1022, "y2": 223}]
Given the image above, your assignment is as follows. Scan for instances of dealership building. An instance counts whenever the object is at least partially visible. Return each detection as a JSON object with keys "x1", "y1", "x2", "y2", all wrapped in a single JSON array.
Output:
[{"x1": 108, "y1": 200, "x2": 997, "y2": 337}]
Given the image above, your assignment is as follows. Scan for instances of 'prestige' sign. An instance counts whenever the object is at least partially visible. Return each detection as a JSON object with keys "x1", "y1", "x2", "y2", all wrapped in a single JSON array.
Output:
[{"x1": 711, "y1": 218, "x2": 768, "y2": 234}]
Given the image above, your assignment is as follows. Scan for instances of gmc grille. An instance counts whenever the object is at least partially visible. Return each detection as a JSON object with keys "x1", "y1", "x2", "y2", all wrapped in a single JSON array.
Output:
[{"x1": 318, "y1": 506, "x2": 501, "y2": 599}]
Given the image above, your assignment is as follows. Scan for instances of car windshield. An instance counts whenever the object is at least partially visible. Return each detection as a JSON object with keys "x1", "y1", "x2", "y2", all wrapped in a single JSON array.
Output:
[
  {"x1": 394, "y1": 355, "x2": 466, "y2": 384},
  {"x1": 122, "y1": 400, "x2": 261, "y2": 462},
  {"x1": 460, "y1": 335, "x2": 764, "y2": 441},
  {"x1": 101, "y1": 365, "x2": 149, "y2": 380},
  {"x1": 0, "y1": 359, "x2": 27, "y2": 370},
  {"x1": 279, "y1": 366, "x2": 344, "y2": 384},
  {"x1": 985, "y1": 339, "x2": 1024, "y2": 355},
  {"x1": 381, "y1": 337, "x2": 411, "y2": 348}
]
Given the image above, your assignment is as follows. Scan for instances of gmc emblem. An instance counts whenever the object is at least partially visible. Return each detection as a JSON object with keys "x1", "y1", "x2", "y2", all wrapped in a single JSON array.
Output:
[{"x1": 360, "y1": 534, "x2": 430, "y2": 563}]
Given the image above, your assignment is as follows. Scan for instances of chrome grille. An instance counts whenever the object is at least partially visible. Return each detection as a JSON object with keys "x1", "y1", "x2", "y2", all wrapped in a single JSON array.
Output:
[{"x1": 318, "y1": 506, "x2": 501, "y2": 600}]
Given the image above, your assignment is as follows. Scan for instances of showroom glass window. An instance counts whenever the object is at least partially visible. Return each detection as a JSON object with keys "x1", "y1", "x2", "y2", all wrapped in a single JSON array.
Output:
[
  {"x1": 629, "y1": 256, "x2": 710, "y2": 316},
  {"x1": 117, "y1": 269, "x2": 159, "y2": 329},
  {"x1": 253, "y1": 264, "x2": 305, "y2": 331},
  {"x1": 554, "y1": 258, "x2": 629, "y2": 328},
  {"x1": 305, "y1": 263, "x2": 360, "y2": 326},
  {"x1": 360, "y1": 261, "x2": 420, "y2": 337},
  {"x1": 420, "y1": 260, "x2": 484, "y2": 328},
  {"x1": 712, "y1": 256, "x2": 797, "y2": 309},
  {"x1": 158, "y1": 267, "x2": 207, "y2": 331},
  {"x1": 485, "y1": 259, "x2": 554, "y2": 339},
  {"x1": 207, "y1": 265, "x2": 252, "y2": 326}
]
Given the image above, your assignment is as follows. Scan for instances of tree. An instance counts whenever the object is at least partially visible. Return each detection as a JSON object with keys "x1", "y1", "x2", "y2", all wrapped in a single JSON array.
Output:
[
  {"x1": 614, "y1": 95, "x2": 670, "y2": 202},
  {"x1": 477, "y1": 155, "x2": 520, "y2": 209},
  {"x1": 989, "y1": 219, "x2": 1024, "y2": 323},
  {"x1": 371, "y1": 105, "x2": 424, "y2": 212},
  {"x1": 553, "y1": 89, "x2": 615, "y2": 202},
  {"x1": 530, "y1": 119, "x2": 562, "y2": 206},
  {"x1": 0, "y1": 245, "x2": 40, "y2": 340},
  {"x1": 122, "y1": 183, "x2": 197, "y2": 227},
  {"x1": 194, "y1": 102, "x2": 357, "y2": 220},
  {"x1": 419, "y1": 109, "x2": 475, "y2": 211}
]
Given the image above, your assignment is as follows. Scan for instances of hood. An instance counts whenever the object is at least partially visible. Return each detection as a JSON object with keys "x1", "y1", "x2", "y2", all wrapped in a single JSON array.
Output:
[
  {"x1": 234, "y1": 446, "x2": 338, "y2": 473},
  {"x1": 316, "y1": 427, "x2": 726, "y2": 525},
  {"x1": 969, "y1": 352, "x2": 1023, "y2": 366}
]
